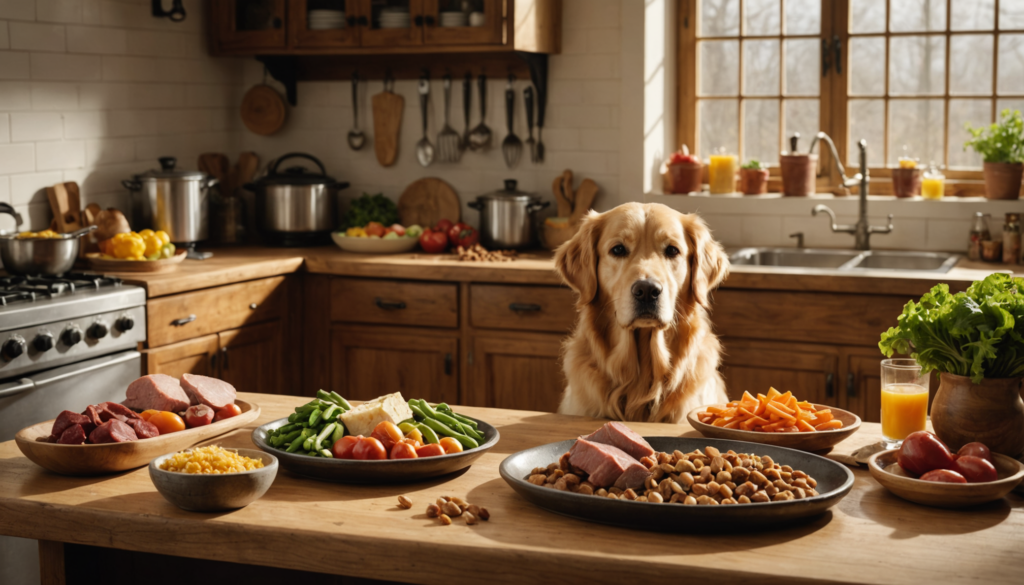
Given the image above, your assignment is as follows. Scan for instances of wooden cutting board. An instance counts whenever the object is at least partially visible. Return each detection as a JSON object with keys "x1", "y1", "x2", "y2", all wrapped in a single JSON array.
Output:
[
  {"x1": 398, "y1": 178, "x2": 460, "y2": 227},
  {"x1": 47, "y1": 182, "x2": 82, "y2": 233},
  {"x1": 372, "y1": 89, "x2": 404, "y2": 167},
  {"x1": 241, "y1": 84, "x2": 286, "y2": 136}
]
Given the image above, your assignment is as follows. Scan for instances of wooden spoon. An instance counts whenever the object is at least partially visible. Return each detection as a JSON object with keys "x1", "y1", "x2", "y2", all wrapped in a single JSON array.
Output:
[{"x1": 570, "y1": 179, "x2": 599, "y2": 227}]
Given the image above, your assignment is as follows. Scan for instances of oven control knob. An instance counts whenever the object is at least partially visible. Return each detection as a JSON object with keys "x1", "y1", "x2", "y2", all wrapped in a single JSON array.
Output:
[
  {"x1": 90, "y1": 322, "x2": 109, "y2": 339},
  {"x1": 62, "y1": 327, "x2": 82, "y2": 346},
  {"x1": 117, "y1": 316, "x2": 135, "y2": 332},
  {"x1": 2, "y1": 337, "x2": 25, "y2": 361},
  {"x1": 34, "y1": 333, "x2": 54, "y2": 352}
]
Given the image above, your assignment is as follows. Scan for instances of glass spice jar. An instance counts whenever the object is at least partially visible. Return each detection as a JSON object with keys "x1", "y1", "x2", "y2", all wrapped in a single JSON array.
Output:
[
  {"x1": 1003, "y1": 212, "x2": 1021, "y2": 264},
  {"x1": 968, "y1": 212, "x2": 991, "y2": 262}
]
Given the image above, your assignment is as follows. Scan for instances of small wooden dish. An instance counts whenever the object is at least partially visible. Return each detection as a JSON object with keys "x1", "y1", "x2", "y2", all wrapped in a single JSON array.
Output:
[
  {"x1": 85, "y1": 249, "x2": 187, "y2": 273},
  {"x1": 14, "y1": 399, "x2": 260, "y2": 476},
  {"x1": 867, "y1": 449, "x2": 1024, "y2": 508},
  {"x1": 686, "y1": 404, "x2": 862, "y2": 453}
]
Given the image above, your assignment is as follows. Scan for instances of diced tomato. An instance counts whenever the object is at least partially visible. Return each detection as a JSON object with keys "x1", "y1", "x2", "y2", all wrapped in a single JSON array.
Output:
[
  {"x1": 353, "y1": 436, "x2": 388, "y2": 460},
  {"x1": 332, "y1": 435, "x2": 361, "y2": 459},
  {"x1": 416, "y1": 443, "x2": 446, "y2": 458},
  {"x1": 213, "y1": 403, "x2": 242, "y2": 422},
  {"x1": 390, "y1": 442, "x2": 418, "y2": 459}
]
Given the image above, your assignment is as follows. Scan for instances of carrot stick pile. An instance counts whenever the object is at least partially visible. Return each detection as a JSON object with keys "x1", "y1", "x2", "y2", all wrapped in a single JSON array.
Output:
[{"x1": 696, "y1": 388, "x2": 844, "y2": 433}]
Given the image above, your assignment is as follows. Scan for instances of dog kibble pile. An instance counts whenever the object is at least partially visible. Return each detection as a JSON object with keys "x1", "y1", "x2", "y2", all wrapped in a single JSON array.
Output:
[
  {"x1": 399, "y1": 495, "x2": 491, "y2": 525},
  {"x1": 453, "y1": 244, "x2": 517, "y2": 262}
]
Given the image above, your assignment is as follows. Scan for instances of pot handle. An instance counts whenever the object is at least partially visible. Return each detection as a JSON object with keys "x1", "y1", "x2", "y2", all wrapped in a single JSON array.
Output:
[
  {"x1": 527, "y1": 200, "x2": 551, "y2": 213},
  {"x1": 468, "y1": 201, "x2": 484, "y2": 211},
  {"x1": 270, "y1": 152, "x2": 328, "y2": 177},
  {"x1": 204, "y1": 176, "x2": 219, "y2": 190},
  {"x1": 0, "y1": 202, "x2": 24, "y2": 229},
  {"x1": 122, "y1": 179, "x2": 142, "y2": 191},
  {"x1": 62, "y1": 225, "x2": 98, "y2": 239}
]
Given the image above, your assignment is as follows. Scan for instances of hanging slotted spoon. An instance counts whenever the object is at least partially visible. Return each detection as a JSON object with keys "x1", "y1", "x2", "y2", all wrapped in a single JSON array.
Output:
[
  {"x1": 468, "y1": 74, "x2": 492, "y2": 151},
  {"x1": 416, "y1": 77, "x2": 435, "y2": 167},
  {"x1": 501, "y1": 77, "x2": 522, "y2": 169},
  {"x1": 347, "y1": 72, "x2": 366, "y2": 150},
  {"x1": 437, "y1": 74, "x2": 462, "y2": 162}
]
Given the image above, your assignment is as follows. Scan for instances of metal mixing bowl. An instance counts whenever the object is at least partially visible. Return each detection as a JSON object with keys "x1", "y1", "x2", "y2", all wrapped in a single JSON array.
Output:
[{"x1": 0, "y1": 226, "x2": 96, "y2": 275}]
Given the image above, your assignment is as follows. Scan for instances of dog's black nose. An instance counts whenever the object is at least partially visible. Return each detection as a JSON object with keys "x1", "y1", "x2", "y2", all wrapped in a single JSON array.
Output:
[{"x1": 631, "y1": 279, "x2": 662, "y2": 302}]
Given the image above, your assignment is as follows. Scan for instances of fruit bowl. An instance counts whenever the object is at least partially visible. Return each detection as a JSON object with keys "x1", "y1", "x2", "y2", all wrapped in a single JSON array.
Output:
[
  {"x1": 331, "y1": 232, "x2": 419, "y2": 254},
  {"x1": 867, "y1": 449, "x2": 1024, "y2": 508}
]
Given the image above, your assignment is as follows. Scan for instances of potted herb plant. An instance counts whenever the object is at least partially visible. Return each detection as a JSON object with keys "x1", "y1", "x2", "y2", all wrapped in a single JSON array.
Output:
[
  {"x1": 738, "y1": 160, "x2": 769, "y2": 195},
  {"x1": 879, "y1": 273, "x2": 1024, "y2": 457},
  {"x1": 964, "y1": 109, "x2": 1024, "y2": 200}
]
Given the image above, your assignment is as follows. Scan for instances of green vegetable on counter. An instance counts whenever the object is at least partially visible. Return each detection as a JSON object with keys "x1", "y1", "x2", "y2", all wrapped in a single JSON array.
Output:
[
  {"x1": 340, "y1": 193, "x2": 399, "y2": 229},
  {"x1": 268, "y1": 390, "x2": 352, "y2": 457}
]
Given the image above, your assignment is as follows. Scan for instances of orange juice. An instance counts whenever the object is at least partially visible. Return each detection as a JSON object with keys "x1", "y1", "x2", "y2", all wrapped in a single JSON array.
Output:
[{"x1": 881, "y1": 383, "x2": 929, "y2": 441}]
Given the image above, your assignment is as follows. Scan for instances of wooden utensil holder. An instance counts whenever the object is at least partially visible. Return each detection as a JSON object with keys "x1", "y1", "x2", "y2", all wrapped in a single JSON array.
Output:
[{"x1": 780, "y1": 154, "x2": 818, "y2": 197}]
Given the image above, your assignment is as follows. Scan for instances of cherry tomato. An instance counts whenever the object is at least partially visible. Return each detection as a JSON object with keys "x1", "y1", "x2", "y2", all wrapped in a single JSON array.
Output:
[
  {"x1": 139, "y1": 409, "x2": 160, "y2": 421},
  {"x1": 184, "y1": 404, "x2": 214, "y2": 428},
  {"x1": 390, "y1": 442, "x2": 418, "y2": 459},
  {"x1": 897, "y1": 431, "x2": 956, "y2": 476},
  {"x1": 332, "y1": 435, "x2": 361, "y2": 459},
  {"x1": 353, "y1": 436, "x2": 388, "y2": 460},
  {"x1": 435, "y1": 218, "x2": 453, "y2": 233},
  {"x1": 416, "y1": 443, "x2": 446, "y2": 458},
  {"x1": 920, "y1": 469, "x2": 968, "y2": 483},
  {"x1": 399, "y1": 437, "x2": 422, "y2": 449},
  {"x1": 404, "y1": 428, "x2": 424, "y2": 444},
  {"x1": 953, "y1": 455, "x2": 998, "y2": 483},
  {"x1": 213, "y1": 403, "x2": 242, "y2": 422},
  {"x1": 957, "y1": 442, "x2": 994, "y2": 465},
  {"x1": 370, "y1": 421, "x2": 404, "y2": 452},
  {"x1": 438, "y1": 437, "x2": 463, "y2": 454},
  {"x1": 147, "y1": 411, "x2": 186, "y2": 435}
]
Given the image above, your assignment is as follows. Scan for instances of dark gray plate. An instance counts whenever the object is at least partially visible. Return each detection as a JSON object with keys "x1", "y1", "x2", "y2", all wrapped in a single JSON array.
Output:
[
  {"x1": 252, "y1": 416, "x2": 499, "y2": 484},
  {"x1": 499, "y1": 437, "x2": 854, "y2": 532}
]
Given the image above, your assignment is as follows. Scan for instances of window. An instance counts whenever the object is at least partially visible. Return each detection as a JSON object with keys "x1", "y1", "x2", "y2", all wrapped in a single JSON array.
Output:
[{"x1": 677, "y1": 0, "x2": 1024, "y2": 193}]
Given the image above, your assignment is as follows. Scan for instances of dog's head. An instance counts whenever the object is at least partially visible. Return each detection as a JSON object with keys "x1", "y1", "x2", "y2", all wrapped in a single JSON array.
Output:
[{"x1": 556, "y1": 202, "x2": 729, "y2": 330}]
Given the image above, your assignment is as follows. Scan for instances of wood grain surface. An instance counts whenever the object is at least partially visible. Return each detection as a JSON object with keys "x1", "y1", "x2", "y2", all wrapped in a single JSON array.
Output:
[
  {"x1": 469, "y1": 283, "x2": 576, "y2": 332},
  {"x1": 398, "y1": 178, "x2": 461, "y2": 226},
  {"x1": 330, "y1": 276, "x2": 459, "y2": 328},
  {"x1": 372, "y1": 89, "x2": 403, "y2": 167},
  {"x1": 1, "y1": 393, "x2": 1021, "y2": 585},
  {"x1": 240, "y1": 85, "x2": 287, "y2": 136}
]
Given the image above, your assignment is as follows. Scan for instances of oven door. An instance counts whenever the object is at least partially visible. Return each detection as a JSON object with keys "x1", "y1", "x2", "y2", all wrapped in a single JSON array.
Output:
[{"x1": 0, "y1": 349, "x2": 141, "y2": 585}]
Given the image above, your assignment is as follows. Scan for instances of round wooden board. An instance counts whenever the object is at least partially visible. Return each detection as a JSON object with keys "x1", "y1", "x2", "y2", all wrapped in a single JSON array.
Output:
[
  {"x1": 85, "y1": 249, "x2": 187, "y2": 273},
  {"x1": 398, "y1": 178, "x2": 461, "y2": 227},
  {"x1": 241, "y1": 84, "x2": 287, "y2": 136}
]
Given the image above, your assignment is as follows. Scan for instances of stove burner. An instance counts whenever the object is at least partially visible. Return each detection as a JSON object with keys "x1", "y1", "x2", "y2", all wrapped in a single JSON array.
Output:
[{"x1": 0, "y1": 272, "x2": 122, "y2": 305}]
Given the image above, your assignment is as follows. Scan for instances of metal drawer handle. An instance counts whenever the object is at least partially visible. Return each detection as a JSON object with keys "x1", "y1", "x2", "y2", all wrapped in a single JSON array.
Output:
[
  {"x1": 249, "y1": 303, "x2": 257, "y2": 310},
  {"x1": 375, "y1": 298, "x2": 407, "y2": 310},
  {"x1": 171, "y1": 314, "x2": 196, "y2": 326},
  {"x1": 825, "y1": 372, "x2": 834, "y2": 398},
  {"x1": 509, "y1": 303, "x2": 542, "y2": 312},
  {"x1": 444, "y1": 352, "x2": 452, "y2": 375},
  {"x1": 846, "y1": 372, "x2": 856, "y2": 398}
]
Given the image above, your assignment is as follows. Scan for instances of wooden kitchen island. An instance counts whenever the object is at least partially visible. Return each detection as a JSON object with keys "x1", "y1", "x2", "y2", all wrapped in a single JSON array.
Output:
[{"x1": 0, "y1": 393, "x2": 1020, "y2": 585}]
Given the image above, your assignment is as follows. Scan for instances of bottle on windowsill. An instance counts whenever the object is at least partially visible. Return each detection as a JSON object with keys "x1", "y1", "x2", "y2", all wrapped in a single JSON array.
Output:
[
  {"x1": 968, "y1": 212, "x2": 991, "y2": 262},
  {"x1": 1003, "y1": 212, "x2": 1021, "y2": 264}
]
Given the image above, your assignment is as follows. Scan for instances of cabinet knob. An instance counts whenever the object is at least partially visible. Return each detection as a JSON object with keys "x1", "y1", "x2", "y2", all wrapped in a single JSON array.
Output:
[
  {"x1": 414, "y1": 15, "x2": 424, "y2": 26},
  {"x1": 220, "y1": 346, "x2": 229, "y2": 370},
  {"x1": 509, "y1": 302, "x2": 542, "y2": 313},
  {"x1": 424, "y1": 15, "x2": 435, "y2": 26},
  {"x1": 444, "y1": 352, "x2": 452, "y2": 375},
  {"x1": 825, "y1": 372, "x2": 834, "y2": 398},
  {"x1": 358, "y1": 15, "x2": 368, "y2": 26},
  {"x1": 249, "y1": 303, "x2": 257, "y2": 310},
  {"x1": 846, "y1": 372, "x2": 856, "y2": 398},
  {"x1": 272, "y1": 17, "x2": 282, "y2": 29}
]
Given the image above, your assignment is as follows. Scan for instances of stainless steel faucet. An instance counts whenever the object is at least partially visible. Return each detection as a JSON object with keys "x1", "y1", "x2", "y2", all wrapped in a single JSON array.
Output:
[{"x1": 810, "y1": 134, "x2": 893, "y2": 251}]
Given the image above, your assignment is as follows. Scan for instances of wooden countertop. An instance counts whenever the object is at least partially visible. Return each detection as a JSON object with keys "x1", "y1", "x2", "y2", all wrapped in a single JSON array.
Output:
[{"x1": 0, "y1": 393, "x2": 1020, "y2": 585}]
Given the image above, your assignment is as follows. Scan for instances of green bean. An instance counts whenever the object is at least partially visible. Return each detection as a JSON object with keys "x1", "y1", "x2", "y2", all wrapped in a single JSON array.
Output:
[
  {"x1": 320, "y1": 448, "x2": 334, "y2": 458},
  {"x1": 419, "y1": 417, "x2": 478, "y2": 449},
  {"x1": 456, "y1": 421, "x2": 484, "y2": 441},
  {"x1": 294, "y1": 403, "x2": 316, "y2": 414},
  {"x1": 308, "y1": 407, "x2": 323, "y2": 426},
  {"x1": 286, "y1": 433, "x2": 307, "y2": 453},
  {"x1": 415, "y1": 422, "x2": 440, "y2": 444},
  {"x1": 314, "y1": 423, "x2": 336, "y2": 451},
  {"x1": 330, "y1": 391, "x2": 351, "y2": 410},
  {"x1": 279, "y1": 429, "x2": 302, "y2": 445},
  {"x1": 331, "y1": 423, "x2": 345, "y2": 444},
  {"x1": 287, "y1": 412, "x2": 301, "y2": 423},
  {"x1": 317, "y1": 390, "x2": 335, "y2": 403},
  {"x1": 275, "y1": 423, "x2": 299, "y2": 435},
  {"x1": 321, "y1": 404, "x2": 339, "y2": 422},
  {"x1": 418, "y1": 400, "x2": 471, "y2": 432},
  {"x1": 303, "y1": 435, "x2": 315, "y2": 451},
  {"x1": 408, "y1": 402, "x2": 428, "y2": 420},
  {"x1": 447, "y1": 411, "x2": 479, "y2": 430}
]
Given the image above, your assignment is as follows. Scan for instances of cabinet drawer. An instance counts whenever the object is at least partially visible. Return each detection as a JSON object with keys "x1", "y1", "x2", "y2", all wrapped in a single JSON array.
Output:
[
  {"x1": 147, "y1": 276, "x2": 287, "y2": 347},
  {"x1": 470, "y1": 284, "x2": 577, "y2": 333},
  {"x1": 330, "y1": 277, "x2": 458, "y2": 328}
]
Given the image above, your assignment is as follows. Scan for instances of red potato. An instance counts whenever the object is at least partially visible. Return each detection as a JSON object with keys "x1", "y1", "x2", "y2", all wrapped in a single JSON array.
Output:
[
  {"x1": 953, "y1": 455, "x2": 999, "y2": 483},
  {"x1": 184, "y1": 404, "x2": 214, "y2": 428},
  {"x1": 897, "y1": 431, "x2": 956, "y2": 476},
  {"x1": 957, "y1": 442, "x2": 994, "y2": 465},
  {"x1": 213, "y1": 403, "x2": 242, "y2": 422},
  {"x1": 920, "y1": 469, "x2": 968, "y2": 483}
]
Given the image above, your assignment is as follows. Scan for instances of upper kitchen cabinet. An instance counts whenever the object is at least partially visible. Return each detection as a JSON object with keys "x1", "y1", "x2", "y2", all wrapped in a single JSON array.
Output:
[
  {"x1": 210, "y1": 0, "x2": 289, "y2": 53},
  {"x1": 288, "y1": 0, "x2": 361, "y2": 50}
]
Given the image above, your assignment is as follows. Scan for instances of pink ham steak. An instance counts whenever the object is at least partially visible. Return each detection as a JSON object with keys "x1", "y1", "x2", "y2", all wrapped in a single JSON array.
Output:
[
  {"x1": 581, "y1": 421, "x2": 654, "y2": 460},
  {"x1": 181, "y1": 374, "x2": 236, "y2": 409},
  {"x1": 88, "y1": 419, "x2": 138, "y2": 444},
  {"x1": 568, "y1": 439, "x2": 650, "y2": 489},
  {"x1": 57, "y1": 424, "x2": 88, "y2": 445},
  {"x1": 51, "y1": 411, "x2": 95, "y2": 441},
  {"x1": 123, "y1": 374, "x2": 190, "y2": 412}
]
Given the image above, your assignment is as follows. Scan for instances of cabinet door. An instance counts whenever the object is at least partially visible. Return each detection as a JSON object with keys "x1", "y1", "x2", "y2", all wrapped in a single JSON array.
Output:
[
  {"x1": 289, "y1": 0, "x2": 361, "y2": 49},
  {"x1": 719, "y1": 339, "x2": 841, "y2": 406},
  {"x1": 330, "y1": 326, "x2": 458, "y2": 404},
  {"x1": 839, "y1": 348, "x2": 940, "y2": 423},
  {"x1": 467, "y1": 333, "x2": 565, "y2": 413},
  {"x1": 213, "y1": 0, "x2": 288, "y2": 54},
  {"x1": 355, "y1": 0, "x2": 424, "y2": 47},
  {"x1": 144, "y1": 335, "x2": 219, "y2": 379},
  {"x1": 422, "y1": 0, "x2": 504, "y2": 45},
  {"x1": 218, "y1": 321, "x2": 285, "y2": 395}
]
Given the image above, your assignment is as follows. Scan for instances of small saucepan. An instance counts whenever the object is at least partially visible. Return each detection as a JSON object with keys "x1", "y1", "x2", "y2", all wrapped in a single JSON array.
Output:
[{"x1": 0, "y1": 202, "x2": 97, "y2": 275}]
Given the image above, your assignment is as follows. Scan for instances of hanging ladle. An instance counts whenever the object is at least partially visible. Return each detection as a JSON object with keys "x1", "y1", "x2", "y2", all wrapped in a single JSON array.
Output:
[{"x1": 347, "y1": 72, "x2": 366, "y2": 151}]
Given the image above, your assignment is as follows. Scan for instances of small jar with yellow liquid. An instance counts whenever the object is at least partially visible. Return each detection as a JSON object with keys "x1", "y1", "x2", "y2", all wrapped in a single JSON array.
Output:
[
  {"x1": 708, "y1": 148, "x2": 738, "y2": 195},
  {"x1": 921, "y1": 163, "x2": 945, "y2": 200},
  {"x1": 880, "y1": 359, "x2": 931, "y2": 448}
]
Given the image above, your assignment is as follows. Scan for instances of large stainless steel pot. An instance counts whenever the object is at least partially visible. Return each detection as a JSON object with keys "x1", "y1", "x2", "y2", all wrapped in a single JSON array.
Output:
[
  {"x1": 122, "y1": 157, "x2": 216, "y2": 245},
  {"x1": 468, "y1": 180, "x2": 550, "y2": 249},
  {"x1": 0, "y1": 203, "x2": 96, "y2": 275},
  {"x1": 244, "y1": 152, "x2": 350, "y2": 247}
]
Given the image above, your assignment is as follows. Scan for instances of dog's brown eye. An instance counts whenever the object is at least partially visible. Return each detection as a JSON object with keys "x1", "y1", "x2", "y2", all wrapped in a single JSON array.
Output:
[
  {"x1": 611, "y1": 244, "x2": 628, "y2": 257},
  {"x1": 665, "y1": 245, "x2": 680, "y2": 258}
]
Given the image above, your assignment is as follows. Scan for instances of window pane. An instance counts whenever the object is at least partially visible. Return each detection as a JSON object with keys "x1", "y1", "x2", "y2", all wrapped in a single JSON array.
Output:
[
  {"x1": 784, "y1": 0, "x2": 819, "y2": 35},
  {"x1": 999, "y1": 0, "x2": 1024, "y2": 29},
  {"x1": 948, "y1": 99, "x2": 991, "y2": 170},
  {"x1": 997, "y1": 98, "x2": 1024, "y2": 115},
  {"x1": 947, "y1": 35, "x2": 993, "y2": 96},
  {"x1": 889, "y1": 99, "x2": 944, "y2": 167},
  {"x1": 849, "y1": 37, "x2": 886, "y2": 96},
  {"x1": 998, "y1": 34, "x2": 1024, "y2": 95},
  {"x1": 700, "y1": 99, "x2": 739, "y2": 157},
  {"x1": 784, "y1": 98, "x2": 820, "y2": 149},
  {"x1": 743, "y1": 39, "x2": 780, "y2": 96},
  {"x1": 951, "y1": 0, "x2": 994, "y2": 31},
  {"x1": 850, "y1": 0, "x2": 886, "y2": 34},
  {"x1": 744, "y1": 0, "x2": 779, "y2": 35},
  {"x1": 699, "y1": 40, "x2": 740, "y2": 96},
  {"x1": 785, "y1": 39, "x2": 820, "y2": 96},
  {"x1": 889, "y1": 36, "x2": 945, "y2": 96},
  {"x1": 849, "y1": 99, "x2": 885, "y2": 166},
  {"x1": 743, "y1": 99, "x2": 780, "y2": 163},
  {"x1": 700, "y1": 0, "x2": 740, "y2": 37},
  {"x1": 890, "y1": 0, "x2": 946, "y2": 32}
]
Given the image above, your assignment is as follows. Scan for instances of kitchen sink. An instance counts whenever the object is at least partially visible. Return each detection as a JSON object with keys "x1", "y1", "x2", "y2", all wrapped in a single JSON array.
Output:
[{"x1": 728, "y1": 248, "x2": 961, "y2": 274}]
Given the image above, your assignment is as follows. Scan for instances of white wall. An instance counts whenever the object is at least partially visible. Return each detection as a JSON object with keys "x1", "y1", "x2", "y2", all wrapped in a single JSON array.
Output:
[{"x1": 0, "y1": 0, "x2": 244, "y2": 232}]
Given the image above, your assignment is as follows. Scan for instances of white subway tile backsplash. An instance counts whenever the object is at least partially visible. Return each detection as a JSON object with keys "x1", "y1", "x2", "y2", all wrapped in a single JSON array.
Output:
[
  {"x1": 0, "y1": 175, "x2": 8, "y2": 202},
  {"x1": 67, "y1": 25, "x2": 127, "y2": 54},
  {"x1": 578, "y1": 128, "x2": 620, "y2": 152},
  {"x1": 10, "y1": 112, "x2": 62, "y2": 141},
  {"x1": 10, "y1": 170, "x2": 61, "y2": 205},
  {"x1": 0, "y1": 80, "x2": 32, "y2": 110},
  {"x1": 550, "y1": 54, "x2": 621, "y2": 80},
  {"x1": 36, "y1": 139, "x2": 84, "y2": 170},
  {"x1": 0, "y1": 0, "x2": 37, "y2": 21},
  {"x1": 37, "y1": 0, "x2": 83, "y2": 23},
  {"x1": 84, "y1": 137, "x2": 134, "y2": 166},
  {"x1": 0, "y1": 51, "x2": 31, "y2": 79},
  {"x1": 9, "y1": 22, "x2": 66, "y2": 52},
  {"x1": 587, "y1": 28, "x2": 621, "y2": 54},
  {"x1": 82, "y1": 0, "x2": 101, "y2": 25},
  {"x1": 63, "y1": 110, "x2": 107, "y2": 139},
  {"x1": 0, "y1": 143, "x2": 34, "y2": 174},
  {"x1": 548, "y1": 104, "x2": 612, "y2": 128},
  {"x1": 31, "y1": 52, "x2": 102, "y2": 80},
  {"x1": 30, "y1": 81, "x2": 77, "y2": 110},
  {"x1": 0, "y1": 113, "x2": 8, "y2": 142}
]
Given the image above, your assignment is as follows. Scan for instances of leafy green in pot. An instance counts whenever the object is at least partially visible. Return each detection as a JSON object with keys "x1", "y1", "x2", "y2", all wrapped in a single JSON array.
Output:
[
  {"x1": 879, "y1": 273, "x2": 1024, "y2": 383},
  {"x1": 341, "y1": 193, "x2": 399, "y2": 229},
  {"x1": 741, "y1": 160, "x2": 765, "y2": 170},
  {"x1": 964, "y1": 109, "x2": 1024, "y2": 164}
]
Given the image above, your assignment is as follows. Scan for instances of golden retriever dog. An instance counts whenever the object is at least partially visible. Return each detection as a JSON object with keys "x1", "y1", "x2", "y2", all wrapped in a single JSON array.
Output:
[{"x1": 555, "y1": 202, "x2": 730, "y2": 423}]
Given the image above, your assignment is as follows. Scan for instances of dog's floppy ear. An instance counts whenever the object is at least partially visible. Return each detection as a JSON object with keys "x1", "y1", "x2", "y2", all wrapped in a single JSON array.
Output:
[
  {"x1": 555, "y1": 210, "x2": 603, "y2": 306},
  {"x1": 683, "y1": 214, "x2": 729, "y2": 310}
]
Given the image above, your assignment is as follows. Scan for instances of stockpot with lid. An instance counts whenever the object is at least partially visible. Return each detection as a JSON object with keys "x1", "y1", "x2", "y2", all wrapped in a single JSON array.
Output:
[
  {"x1": 122, "y1": 157, "x2": 216, "y2": 245},
  {"x1": 468, "y1": 180, "x2": 550, "y2": 249}
]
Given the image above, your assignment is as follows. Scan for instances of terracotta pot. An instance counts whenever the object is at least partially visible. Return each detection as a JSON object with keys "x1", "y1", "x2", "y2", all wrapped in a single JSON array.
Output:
[
  {"x1": 667, "y1": 162, "x2": 703, "y2": 194},
  {"x1": 891, "y1": 168, "x2": 921, "y2": 198},
  {"x1": 738, "y1": 168, "x2": 769, "y2": 195},
  {"x1": 930, "y1": 373, "x2": 1024, "y2": 458},
  {"x1": 779, "y1": 154, "x2": 817, "y2": 197},
  {"x1": 982, "y1": 162, "x2": 1023, "y2": 200}
]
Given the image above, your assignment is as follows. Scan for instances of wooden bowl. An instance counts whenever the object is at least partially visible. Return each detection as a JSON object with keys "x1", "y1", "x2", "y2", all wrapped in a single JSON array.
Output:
[
  {"x1": 149, "y1": 448, "x2": 278, "y2": 512},
  {"x1": 14, "y1": 399, "x2": 260, "y2": 476},
  {"x1": 85, "y1": 249, "x2": 187, "y2": 273},
  {"x1": 686, "y1": 404, "x2": 862, "y2": 453},
  {"x1": 867, "y1": 449, "x2": 1024, "y2": 508}
]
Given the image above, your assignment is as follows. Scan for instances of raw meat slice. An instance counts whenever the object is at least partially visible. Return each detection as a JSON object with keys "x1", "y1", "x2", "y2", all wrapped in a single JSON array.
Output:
[
  {"x1": 57, "y1": 424, "x2": 88, "y2": 445},
  {"x1": 51, "y1": 410, "x2": 93, "y2": 440},
  {"x1": 181, "y1": 374, "x2": 236, "y2": 409},
  {"x1": 568, "y1": 439, "x2": 650, "y2": 489},
  {"x1": 88, "y1": 420, "x2": 138, "y2": 444},
  {"x1": 613, "y1": 464, "x2": 652, "y2": 491},
  {"x1": 126, "y1": 418, "x2": 160, "y2": 439},
  {"x1": 123, "y1": 374, "x2": 190, "y2": 413},
  {"x1": 82, "y1": 405, "x2": 104, "y2": 428},
  {"x1": 98, "y1": 402, "x2": 141, "y2": 420},
  {"x1": 581, "y1": 421, "x2": 654, "y2": 460}
]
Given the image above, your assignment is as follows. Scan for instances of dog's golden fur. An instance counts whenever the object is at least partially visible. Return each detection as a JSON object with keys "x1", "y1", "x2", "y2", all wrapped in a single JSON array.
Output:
[{"x1": 555, "y1": 202, "x2": 729, "y2": 423}]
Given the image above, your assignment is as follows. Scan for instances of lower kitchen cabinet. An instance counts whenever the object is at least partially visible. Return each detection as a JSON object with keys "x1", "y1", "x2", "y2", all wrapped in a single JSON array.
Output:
[
  {"x1": 720, "y1": 339, "x2": 841, "y2": 407},
  {"x1": 467, "y1": 333, "x2": 565, "y2": 412},
  {"x1": 218, "y1": 321, "x2": 284, "y2": 395},
  {"x1": 144, "y1": 334, "x2": 219, "y2": 379}
]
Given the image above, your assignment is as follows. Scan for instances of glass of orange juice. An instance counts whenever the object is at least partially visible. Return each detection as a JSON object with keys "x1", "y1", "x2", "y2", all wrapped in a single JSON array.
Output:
[{"x1": 880, "y1": 359, "x2": 930, "y2": 448}]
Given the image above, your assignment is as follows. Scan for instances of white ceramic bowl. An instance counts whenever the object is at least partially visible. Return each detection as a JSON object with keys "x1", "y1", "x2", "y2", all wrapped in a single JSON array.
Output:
[
  {"x1": 149, "y1": 448, "x2": 278, "y2": 512},
  {"x1": 331, "y1": 232, "x2": 419, "y2": 254}
]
